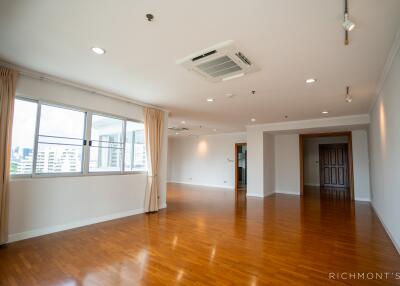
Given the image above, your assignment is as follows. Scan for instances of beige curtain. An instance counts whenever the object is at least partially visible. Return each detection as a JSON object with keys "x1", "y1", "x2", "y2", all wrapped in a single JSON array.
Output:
[
  {"x1": 143, "y1": 107, "x2": 164, "y2": 212},
  {"x1": 0, "y1": 67, "x2": 18, "y2": 244}
]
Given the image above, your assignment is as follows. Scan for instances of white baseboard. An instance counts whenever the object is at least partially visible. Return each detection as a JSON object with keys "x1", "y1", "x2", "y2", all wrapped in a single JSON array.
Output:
[
  {"x1": 355, "y1": 197, "x2": 371, "y2": 202},
  {"x1": 275, "y1": 190, "x2": 300, "y2": 195},
  {"x1": 8, "y1": 207, "x2": 146, "y2": 243},
  {"x1": 371, "y1": 203, "x2": 400, "y2": 255},
  {"x1": 246, "y1": 192, "x2": 265, "y2": 198},
  {"x1": 167, "y1": 181, "x2": 234, "y2": 190}
]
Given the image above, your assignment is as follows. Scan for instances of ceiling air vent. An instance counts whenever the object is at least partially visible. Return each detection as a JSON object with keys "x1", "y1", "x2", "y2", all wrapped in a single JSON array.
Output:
[{"x1": 176, "y1": 40, "x2": 260, "y2": 83}]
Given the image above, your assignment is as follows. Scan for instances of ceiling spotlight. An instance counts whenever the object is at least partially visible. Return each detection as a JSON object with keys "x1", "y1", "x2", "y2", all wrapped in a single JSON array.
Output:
[
  {"x1": 91, "y1": 47, "x2": 106, "y2": 55},
  {"x1": 343, "y1": 13, "x2": 355, "y2": 32},
  {"x1": 251, "y1": 118, "x2": 256, "y2": 122},
  {"x1": 181, "y1": 120, "x2": 186, "y2": 124},
  {"x1": 343, "y1": 0, "x2": 355, "y2": 45},
  {"x1": 207, "y1": 98, "x2": 214, "y2": 102},
  {"x1": 306, "y1": 78, "x2": 316, "y2": 84},
  {"x1": 321, "y1": 110, "x2": 329, "y2": 115},
  {"x1": 213, "y1": 129, "x2": 217, "y2": 132},
  {"x1": 345, "y1": 86, "x2": 352, "y2": 103},
  {"x1": 175, "y1": 132, "x2": 180, "y2": 135}
]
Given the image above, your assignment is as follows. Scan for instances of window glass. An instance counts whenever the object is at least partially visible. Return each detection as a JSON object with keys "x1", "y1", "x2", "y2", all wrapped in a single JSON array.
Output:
[
  {"x1": 89, "y1": 114, "x2": 124, "y2": 172},
  {"x1": 10, "y1": 99, "x2": 38, "y2": 175},
  {"x1": 10, "y1": 98, "x2": 148, "y2": 177},
  {"x1": 36, "y1": 104, "x2": 85, "y2": 173},
  {"x1": 125, "y1": 121, "x2": 147, "y2": 172}
]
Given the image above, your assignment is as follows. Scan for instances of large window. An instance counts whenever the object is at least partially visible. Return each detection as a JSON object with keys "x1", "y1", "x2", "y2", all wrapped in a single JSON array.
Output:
[
  {"x1": 10, "y1": 97, "x2": 147, "y2": 177},
  {"x1": 10, "y1": 99, "x2": 38, "y2": 175}
]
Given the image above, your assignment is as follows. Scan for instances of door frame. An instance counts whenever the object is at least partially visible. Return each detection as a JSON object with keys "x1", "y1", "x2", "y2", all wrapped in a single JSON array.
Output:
[
  {"x1": 299, "y1": 132, "x2": 354, "y2": 200},
  {"x1": 235, "y1": 143, "x2": 247, "y2": 192}
]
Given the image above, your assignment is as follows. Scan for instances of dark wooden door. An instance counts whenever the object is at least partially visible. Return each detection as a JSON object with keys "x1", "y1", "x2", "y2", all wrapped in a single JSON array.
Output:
[{"x1": 319, "y1": 144, "x2": 349, "y2": 188}]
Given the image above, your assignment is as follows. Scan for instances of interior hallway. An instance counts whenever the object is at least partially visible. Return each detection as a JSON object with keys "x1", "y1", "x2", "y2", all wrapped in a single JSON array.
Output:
[{"x1": 0, "y1": 183, "x2": 399, "y2": 285}]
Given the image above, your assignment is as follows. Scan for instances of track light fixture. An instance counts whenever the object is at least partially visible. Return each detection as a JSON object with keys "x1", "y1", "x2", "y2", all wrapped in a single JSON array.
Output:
[
  {"x1": 343, "y1": 0, "x2": 355, "y2": 45},
  {"x1": 343, "y1": 13, "x2": 355, "y2": 32},
  {"x1": 345, "y1": 86, "x2": 352, "y2": 103}
]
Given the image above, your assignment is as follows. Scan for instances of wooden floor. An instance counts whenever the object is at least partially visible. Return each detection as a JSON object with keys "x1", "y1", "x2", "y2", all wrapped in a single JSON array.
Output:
[{"x1": 0, "y1": 184, "x2": 399, "y2": 285}]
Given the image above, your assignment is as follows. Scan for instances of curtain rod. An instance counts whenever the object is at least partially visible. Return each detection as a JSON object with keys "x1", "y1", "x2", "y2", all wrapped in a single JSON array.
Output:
[{"x1": 0, "y1": 59, "x2": 169, "y2": 113}]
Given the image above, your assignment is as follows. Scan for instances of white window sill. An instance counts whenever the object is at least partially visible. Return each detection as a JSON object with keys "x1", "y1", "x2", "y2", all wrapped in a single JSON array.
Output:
[{"x1": 10, "y1": 171, "x2": 148, "y2": 181}]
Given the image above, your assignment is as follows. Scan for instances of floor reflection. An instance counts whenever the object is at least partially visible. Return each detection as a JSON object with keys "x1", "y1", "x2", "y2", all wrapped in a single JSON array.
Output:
[{"x1": 0, "y1": 183, "x2": 399, "y2": 285}]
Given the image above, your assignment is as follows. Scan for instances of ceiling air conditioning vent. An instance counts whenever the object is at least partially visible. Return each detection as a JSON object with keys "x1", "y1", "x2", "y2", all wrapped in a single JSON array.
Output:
[{"x1": 176, "y1": 40, "x2": 260, "y2": 83}]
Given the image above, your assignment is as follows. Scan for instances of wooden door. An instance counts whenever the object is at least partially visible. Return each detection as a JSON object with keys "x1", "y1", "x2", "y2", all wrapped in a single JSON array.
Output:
[
  {"x1": 319, "y1": 144, "x2": 349, "y2": 188},
  {"x1": 235, "y1": 143, "x2": 247, "y2": 192}
]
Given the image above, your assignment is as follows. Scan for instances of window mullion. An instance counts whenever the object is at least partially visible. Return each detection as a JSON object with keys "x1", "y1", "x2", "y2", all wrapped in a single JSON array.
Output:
[
  {"x1": 32, "y1": 102, "x2": 42, "y2": 176},
  {"x1": 131, "y1": 130, "x2": 135, "y2": 171},
  {"x1": 121, "y1": 120, "x2": 126, "y2": 173},
  {"x1": 83, "y1": 111, "x2": 92, "y2": 175}
]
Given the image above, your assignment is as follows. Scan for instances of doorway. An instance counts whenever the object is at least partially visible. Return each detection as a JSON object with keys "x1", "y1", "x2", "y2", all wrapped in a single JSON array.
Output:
[
  {"x1": 299, "y1": 132, "x2": 354, "y2": 200},
  {"x1": 235, "y1": 143, "x2": 247, "y2": 193}
]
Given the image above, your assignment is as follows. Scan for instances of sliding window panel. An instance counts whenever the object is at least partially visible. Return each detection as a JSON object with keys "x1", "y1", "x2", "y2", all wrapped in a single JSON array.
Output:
[
  {"x1": 36, "y1": 104, "x2": 86, "y2": 174},
  {"x1": 125, "y1": 121, "x2": 147, "y2": 172},
  {"x1": 10, "y1": 99, "x2": 38, "y2": 175},
  {"x1": 89, "y1": 114, "x2": 124, "y2": 172}
]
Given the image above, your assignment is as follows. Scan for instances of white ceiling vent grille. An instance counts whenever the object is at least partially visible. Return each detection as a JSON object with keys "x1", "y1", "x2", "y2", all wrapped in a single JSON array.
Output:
[{"x1": 176, "y1": 41, "x2": 260, "y2": 82}]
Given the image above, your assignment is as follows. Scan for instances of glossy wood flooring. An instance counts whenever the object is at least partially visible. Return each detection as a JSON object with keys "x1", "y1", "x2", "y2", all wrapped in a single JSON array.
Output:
[{"x1": 0, "y1": 184, "x2": 399, "y2": 285}]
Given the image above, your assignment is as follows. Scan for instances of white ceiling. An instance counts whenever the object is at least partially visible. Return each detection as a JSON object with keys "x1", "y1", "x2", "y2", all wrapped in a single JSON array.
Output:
[{"x1": 1, "y1": 0, "x2": 399, "y2": 136}]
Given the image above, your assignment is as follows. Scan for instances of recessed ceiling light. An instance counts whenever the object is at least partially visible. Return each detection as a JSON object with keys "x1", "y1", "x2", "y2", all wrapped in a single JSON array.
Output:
[
  {"x1": 306, "y1": 78, "x2": 316, "y2": 84},
  {"x1": 251, "y1": 118, "x2": 256, "y2": 122},
  {"x1": 91, "y1": 47, "x2": 106, "y2": 55},
  {"x1": 175, "y1": 132, "x2": 180, "y2": 135},
  {"x1": 181, "y1": 120, "x2": 186, "y2": 124},
  {"x1": 213, "y1": 129, "x2": 217, "y2": 132},
  {"x1": 321, "y1": 110, "x2": 329, "y2": 114},
  {"x1": 222, "y1": 73, "x2": 245, "y2": 82},
  {"x1": 207, "y1": 98, "x2": 214, "y2": 102}
]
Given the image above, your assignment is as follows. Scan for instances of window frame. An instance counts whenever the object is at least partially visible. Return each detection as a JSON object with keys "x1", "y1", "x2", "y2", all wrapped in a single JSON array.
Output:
[
  {"x1": 125, "y1": 120, "x2": 147, "y2": 172},
  {"x1": 10, "y1": 97, "x2": 39, "y2": 178},
  {"x1": 87, "y1": 112, "x2": 126, "y2": 175},
  {"x1": 11, "y1": 96, "x2": 147, "y2": 179}
]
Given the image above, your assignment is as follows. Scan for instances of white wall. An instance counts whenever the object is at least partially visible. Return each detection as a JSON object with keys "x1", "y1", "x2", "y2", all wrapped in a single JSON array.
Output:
[
  {"x1": 247, "y1": 128, "x2": 264, "y2": 197},
  {"x1": 168, "y1": 133, "x2": 246, "y2": 189},
  {"x1": 369, "y1": 42, "x2": 400, "y2": 253},
  {"x1": 303, "y1": 136, "x2": 348, "y2": 186},
  {"x1": 274, "y1": 134, "x2": 300, "y2": 195},
  {"x1": 263, "y1": 133, "x2": 275, "y2": 196},
  {"x1": 352, "y1": 130, "x2": 371, "y2": 201},
  {"x1": 9, "y1": 75, "x2": 168, "y2": 242}
]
